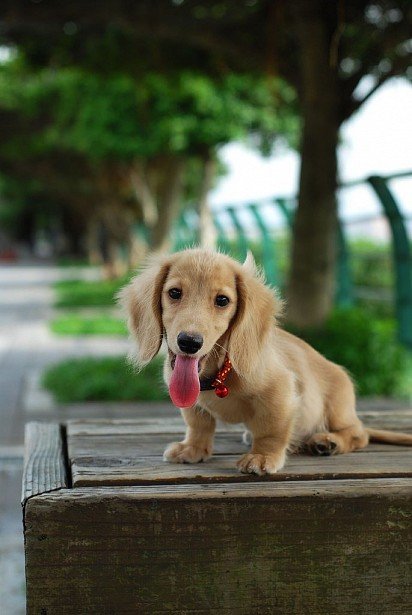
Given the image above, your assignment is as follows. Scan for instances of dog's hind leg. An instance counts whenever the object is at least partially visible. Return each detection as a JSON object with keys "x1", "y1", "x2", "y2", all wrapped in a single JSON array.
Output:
[
  {"x1": 307, "y1": 424, "x2": 369, "y2": 456},
  {"x1": 306, "y1": 367, "x2": 369, "y2": 456}
]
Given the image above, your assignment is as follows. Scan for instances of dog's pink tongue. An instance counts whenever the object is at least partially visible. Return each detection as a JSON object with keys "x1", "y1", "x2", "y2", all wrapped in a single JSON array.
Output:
[{"x1": 169, "y1": 355, "x2": 200, "y2": 408}]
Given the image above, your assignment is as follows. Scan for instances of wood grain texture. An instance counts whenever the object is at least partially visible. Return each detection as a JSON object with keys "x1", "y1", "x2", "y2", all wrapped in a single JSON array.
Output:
[
  {"x1": 28, "y1": 477, "x2": 412, "y2": 501},
  {"x1": 68, "y1": 432, "x2": 412, "y2": 459},
  {"x1": 22, "y1": 422, "x2": 68, "y2": 504},
  {"x1": 24, "y1": 411, "x2": 412, "y2": 614},
  {"x1": 24, "y1": 479, "x2": 412, "y2": 614},
  {"x1": 70, "y1": 448, "x2": 412, "y2": 486},
  {"x1": 66, "y1": 412, "x2": 412, "y2": 487},
  {"x1": 66, "y1": 408, "x2": 412, "y2": 436},
  {"x1": 66, "y1": 417, "x2": 242, "y2": 436}
]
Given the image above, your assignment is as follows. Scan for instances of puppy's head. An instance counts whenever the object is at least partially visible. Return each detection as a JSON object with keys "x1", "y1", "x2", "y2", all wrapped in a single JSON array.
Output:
[{"x1": 119, "y1": 248, "x2": 280, "y2": 406}]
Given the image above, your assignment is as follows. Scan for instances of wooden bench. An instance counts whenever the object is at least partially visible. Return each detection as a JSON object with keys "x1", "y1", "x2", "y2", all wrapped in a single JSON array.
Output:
[{"x1": 22, "y1": 409, "x2": 412, "y2": 614}]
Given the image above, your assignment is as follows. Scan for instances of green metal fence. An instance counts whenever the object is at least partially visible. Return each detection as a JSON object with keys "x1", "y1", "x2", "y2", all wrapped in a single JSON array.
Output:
[{"x1": 173, "y1": 171, "x2": 412, "y2": 348}]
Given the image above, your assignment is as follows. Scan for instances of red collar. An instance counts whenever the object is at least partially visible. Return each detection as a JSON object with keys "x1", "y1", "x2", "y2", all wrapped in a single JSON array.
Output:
[{"x1": 199, "y1": 354, "x2": 232, "y2": 398}]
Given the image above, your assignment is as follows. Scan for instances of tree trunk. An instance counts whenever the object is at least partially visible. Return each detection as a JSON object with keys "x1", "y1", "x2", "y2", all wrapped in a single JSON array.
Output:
[
  {"x1": 197, "y1": 153, "x2": 217, "y2": 249},
  {"x1": 151, "y1": 157, "x2": 186, "y2": 252},
  {"x1": 126, "y1": 228, "x2": 148, "y2": 269},
  {"x1": 287, "y1": 3, "x2": 340, "y2": 328},
  {"x1": 130, "y1": 161, "x2": 159, "y2": 227},
  {"x1": 86, "y1": 216, "x2": 104, "y2": 266}
]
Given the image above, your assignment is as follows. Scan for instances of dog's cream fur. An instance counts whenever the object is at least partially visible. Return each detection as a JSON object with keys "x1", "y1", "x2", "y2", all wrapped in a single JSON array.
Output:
[{"x1": 119, "y1": 248, "x2": 412, "y2": 475}]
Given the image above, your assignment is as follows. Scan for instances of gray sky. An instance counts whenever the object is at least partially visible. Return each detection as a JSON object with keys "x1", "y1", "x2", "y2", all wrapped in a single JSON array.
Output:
[{"x1": 211, "y1": 78, "x2": 412, "y2": 227}]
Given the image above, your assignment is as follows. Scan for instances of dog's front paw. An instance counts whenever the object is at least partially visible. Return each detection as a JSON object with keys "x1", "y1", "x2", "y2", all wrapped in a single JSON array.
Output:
[
  {"x1": 236, "y1": 452, "x2": 286, "y2": 475},
  {"x1": 163, "y1": 442, "x2": 212, "y2": 464}
]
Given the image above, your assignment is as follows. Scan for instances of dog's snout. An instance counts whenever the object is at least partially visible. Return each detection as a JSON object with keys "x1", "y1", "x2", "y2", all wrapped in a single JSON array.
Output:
[{"x1": 177, "y1": 332, "x2": 204, "y2": 354}]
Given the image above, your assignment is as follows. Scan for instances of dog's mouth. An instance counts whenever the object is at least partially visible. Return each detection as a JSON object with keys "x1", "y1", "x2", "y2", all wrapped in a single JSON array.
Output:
[
  {"x1": 168, "y1": 350, "x2": 205, "y2": 373},
  {"x1": 167, "y1": 349, "x2": 206, "y2": 408}
]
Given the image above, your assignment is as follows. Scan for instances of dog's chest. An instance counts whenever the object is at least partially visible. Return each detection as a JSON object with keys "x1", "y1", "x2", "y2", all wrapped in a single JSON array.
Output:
[
  {"x1": 198, "y1": 391, "x2": 253, "y2": 424},
  {"x1": 292, "y1": 391, "x2": 326, "y2": 440}
]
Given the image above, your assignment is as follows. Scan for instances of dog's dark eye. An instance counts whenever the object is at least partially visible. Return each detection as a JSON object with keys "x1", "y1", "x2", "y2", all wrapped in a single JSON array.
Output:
[
  {"x1": 168, "y1": 288, "x2": 182, "y2": 300},
  {"x1": 215, "y1": 295, "x2": 230, "y2": 307}
]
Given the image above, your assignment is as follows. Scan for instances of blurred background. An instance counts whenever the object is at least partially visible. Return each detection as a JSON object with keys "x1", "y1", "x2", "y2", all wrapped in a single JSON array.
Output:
[{"x1": 0, "y1": 1, "x2": 411, "y2": 612}]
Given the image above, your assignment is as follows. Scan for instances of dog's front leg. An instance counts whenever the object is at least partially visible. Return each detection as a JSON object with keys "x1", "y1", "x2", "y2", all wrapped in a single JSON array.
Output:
[
  {"x1": 237, "y1": 396, "x2": 294, "y2": 476},
  {"x1": 163, "y1": 407, "x2": 216, "y2": 464}
]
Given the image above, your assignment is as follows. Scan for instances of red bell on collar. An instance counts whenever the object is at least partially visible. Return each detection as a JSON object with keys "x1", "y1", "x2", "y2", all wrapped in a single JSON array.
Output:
[
  {"x1": 212, "y1": 354, "x2": 232, "y2": 398},
  {"x1": 215, "y1": 384, "x2": 229, "y2": 398}
]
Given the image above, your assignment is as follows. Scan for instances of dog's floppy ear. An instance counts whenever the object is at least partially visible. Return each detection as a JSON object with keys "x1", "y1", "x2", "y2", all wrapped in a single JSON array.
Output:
[
  {"x1": 228, "y1": 263, "x2": 281, "y2": 379},
  {"x1": 117, "y1": 256, "x2": 170, "y2": 367}
]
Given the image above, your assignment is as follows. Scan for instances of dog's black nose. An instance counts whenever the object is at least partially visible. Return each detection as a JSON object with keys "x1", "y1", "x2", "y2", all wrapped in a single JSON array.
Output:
[{"x1": 177, "y1": 332, "x2": 203, "y2": 354}]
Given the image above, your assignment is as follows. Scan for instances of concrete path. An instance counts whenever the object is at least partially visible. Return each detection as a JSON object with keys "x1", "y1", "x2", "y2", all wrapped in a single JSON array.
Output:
[
  {"x1": 0, "y1": 262, "x2": 130, "y2": 446},
  {"x1": 0, "y1": 261, "x2": 132, "y2": 614}
]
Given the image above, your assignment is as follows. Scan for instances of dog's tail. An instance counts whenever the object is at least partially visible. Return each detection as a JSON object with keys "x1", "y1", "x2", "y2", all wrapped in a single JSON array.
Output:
[{"x1": 366, "y1": 428, "x2": 412, "y2": 446}]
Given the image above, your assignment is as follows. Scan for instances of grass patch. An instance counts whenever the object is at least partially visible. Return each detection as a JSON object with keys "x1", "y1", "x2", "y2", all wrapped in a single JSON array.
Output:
[
  {"x1": 54, "y1": 276, "x2": 131, "y2": 308},
  {"x1": 57, "y1": 257, "x2": 89, "y2": 267},
  {"x1": 50, "y1": 314, "x2": 127, "y2": 336},
  {"x1": 43, "y1": 356, "x2": 168, "y2": 403}
]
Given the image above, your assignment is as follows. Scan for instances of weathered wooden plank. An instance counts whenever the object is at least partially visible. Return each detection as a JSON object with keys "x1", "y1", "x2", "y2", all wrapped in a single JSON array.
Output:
[
  {"x1": 24, "y1": 479, "x2": 412, "y2": 614},
  {"x1": 66, "y1": 408, "x2": 412, "y2": 437},
  {"x1": 359, "y1": 409, "x2": 412, "y2": 417},
  {"x1": 67, "y1": 411, "x2": 412, "y2": 439},
  {"x1": 29, "y1": 477, "x2": 412, "y2": 500},
  {"x1": 68, "y1": 432, "x2": 412, "y2": 459},
  {"x1": 66, "y1": 410, "x2": 412, "y2": 487},
  {"x1": 68, "y1": 432, "x2": 248, "y2": 457},
  {"x1": 22, "y1": 422, "x2": 68, "y2": 504},
  {"x1": 358, "y1": 409, "x2": 412, "y2": 430},
  {"x1": 66, "y1": 417, "x2": 242, "y2": 436},
  {"x1": 70, "y1": 449, "x2": 412, "y2": 487}
]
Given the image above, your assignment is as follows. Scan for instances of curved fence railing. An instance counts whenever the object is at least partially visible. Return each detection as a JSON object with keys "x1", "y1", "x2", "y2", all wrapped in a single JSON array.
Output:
[{"x1": 173, "y1": 171, "x2": 412, "y2": 348}]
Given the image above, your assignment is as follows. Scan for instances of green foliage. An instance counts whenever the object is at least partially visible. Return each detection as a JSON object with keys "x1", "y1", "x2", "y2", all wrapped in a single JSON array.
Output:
[
  {"x1": 54, "y1": 276, "x2": 130, "y2": 308},
  {"x1": 43, "y1": 356, "x2": 168, "y2": 403},
  {"x1": 287, "y1": 308, "x2": 409, "y2": 398},
  {"x1": 0, "y1": 56, "x2": 299, "y2": 249},
  {"x1": 0, "y1": 63, "x2": 299, "y2": 162},
  {"x1": 50, "y1": 314, "x2": 127, "y2": 336},
  {"x1": 56, "y1": 257, "x2": 89, "y2": 267},
  {"x1": 350, "y1": 239, "x2": 394, "y2": 289}
]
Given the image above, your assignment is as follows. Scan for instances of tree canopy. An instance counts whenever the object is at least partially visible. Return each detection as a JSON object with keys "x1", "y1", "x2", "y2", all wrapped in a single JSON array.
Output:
[
  {"x1": 0, "y1": 53, "x2": 298, "y2": 263},
  {"x1": 0, "y1": 0, "x2": 410, "y2": 320},
  {"x1": 1, "y1": 66, "x2": 297, "y2": 160},
  {"x1": 1, "y1": 0, "x2": 410, "y2": 123}
]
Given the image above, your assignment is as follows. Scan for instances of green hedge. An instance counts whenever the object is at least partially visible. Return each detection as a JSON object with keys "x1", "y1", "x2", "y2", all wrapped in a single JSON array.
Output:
[
  {"x1": 43, "y1": 356, "x2": 168, "y2": 403},
  {"x1": 350, "y1": 240, "x2": 394, "y2": 289},
  {"x1": 287, "y1": 308, "x2": 409, "y2": 397}
]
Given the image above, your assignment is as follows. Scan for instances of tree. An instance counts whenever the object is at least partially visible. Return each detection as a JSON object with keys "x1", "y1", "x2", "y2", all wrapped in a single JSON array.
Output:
[
  {"x1": 0, "y1": 57, "x2": 297, "y2": 265},
  {"x1": 1, "y1": 1, "x2": 410, "y2": 319},
  {"x1": 286, "y1": 0, "x2": 411, "y2": 326}
]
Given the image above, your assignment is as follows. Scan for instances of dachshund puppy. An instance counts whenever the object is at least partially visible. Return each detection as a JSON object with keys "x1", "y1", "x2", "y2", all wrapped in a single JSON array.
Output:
[{"x1": 119, "y1": 248, "x2": 412, "y2": 475}]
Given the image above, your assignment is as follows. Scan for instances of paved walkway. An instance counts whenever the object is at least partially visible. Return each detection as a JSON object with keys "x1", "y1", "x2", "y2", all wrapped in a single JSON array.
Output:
[
  {"x1": 0, "y1": 262, "x2": 130, "y2": 446},
  {"x1": 0, "y1": 261, "x2": 132, "y2": 614}
]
